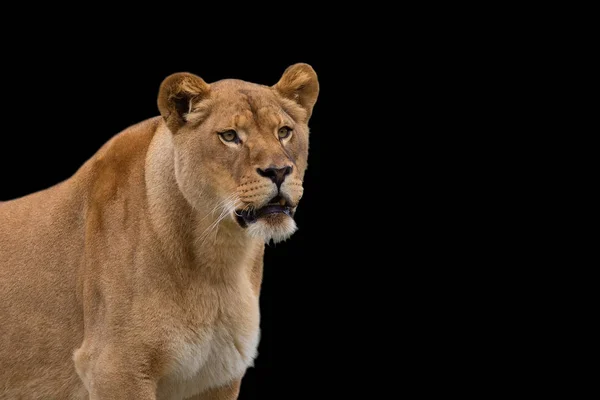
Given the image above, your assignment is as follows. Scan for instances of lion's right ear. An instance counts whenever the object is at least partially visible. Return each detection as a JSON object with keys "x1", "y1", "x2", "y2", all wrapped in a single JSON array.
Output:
[
  {"x1": 157, "y1": 72, "x2": 210, "y2": 132},
  {"x1": 273, "y1": 63, "x2": 319, "y2": 120}
]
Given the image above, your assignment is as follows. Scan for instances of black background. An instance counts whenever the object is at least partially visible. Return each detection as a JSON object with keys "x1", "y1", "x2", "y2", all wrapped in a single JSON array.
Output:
[
  {"x1": 0, "y1": 41, "x2": 362, "y2": 399},
  {"x1": 0, "y1": 24, "x2": 510, "y2": 398}
]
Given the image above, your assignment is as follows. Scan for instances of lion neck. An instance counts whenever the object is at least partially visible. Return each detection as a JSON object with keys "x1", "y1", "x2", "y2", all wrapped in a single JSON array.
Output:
[{"x1": 145, "y1": 122, "x2": 254, "y2": 277}]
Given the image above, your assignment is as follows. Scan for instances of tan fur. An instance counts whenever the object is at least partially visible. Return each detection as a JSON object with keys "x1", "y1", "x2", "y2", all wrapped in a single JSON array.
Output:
[{"x1": 0, "y1": 64, "x2": 318, "y2": 399}]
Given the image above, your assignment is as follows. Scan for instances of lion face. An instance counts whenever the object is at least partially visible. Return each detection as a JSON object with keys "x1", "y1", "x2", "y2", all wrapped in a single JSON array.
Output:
[{"x1": 157, "y1": 64, "x2": 319, "y2": 243}]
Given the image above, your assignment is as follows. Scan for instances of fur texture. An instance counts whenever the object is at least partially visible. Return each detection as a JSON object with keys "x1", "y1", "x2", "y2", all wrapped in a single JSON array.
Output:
[{"x1": 0, "y1": 64, "x2": 318, "y2": 400}]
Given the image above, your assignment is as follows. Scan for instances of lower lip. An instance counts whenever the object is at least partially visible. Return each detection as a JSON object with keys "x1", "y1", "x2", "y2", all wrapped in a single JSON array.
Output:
[
  {"x1": 256, "y1": 205, "x2": 291, "y2": 217},
  {"x1": 237, "y1": 205, "x2": 292, "y2": 227}
]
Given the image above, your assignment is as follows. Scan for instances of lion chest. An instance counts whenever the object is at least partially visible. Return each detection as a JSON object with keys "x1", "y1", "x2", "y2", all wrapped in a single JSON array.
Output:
[{"x1": 157, "y1": 291, "x2": 260, "y2": 400}]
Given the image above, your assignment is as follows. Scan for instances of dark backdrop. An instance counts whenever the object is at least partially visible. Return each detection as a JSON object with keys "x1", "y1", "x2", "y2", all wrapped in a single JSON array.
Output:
[
  {"x1": 0, "y1": 44, "x2": 349, "y2": 399},
  {"x1": 0, "y1": 18, "x2": 492, "y2": 400}
]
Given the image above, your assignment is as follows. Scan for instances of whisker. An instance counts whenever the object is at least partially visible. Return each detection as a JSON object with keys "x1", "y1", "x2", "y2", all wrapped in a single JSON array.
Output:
[
  {"x1": 199, "y1": 193, "x2": 238, "y2": 223},
  {"x1": 198, "y1": 199, "x2": 237, "y2": 246},
  {"x1": 212, "y1": 193, "x2": 237, "y2": 214},
  {"x1": 197, "y1": 198, "x2": 237, "y2": 240}
]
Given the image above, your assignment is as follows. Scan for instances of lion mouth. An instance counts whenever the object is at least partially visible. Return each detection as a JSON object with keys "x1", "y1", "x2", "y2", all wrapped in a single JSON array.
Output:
[{"x1": 235, "y1": 195, "x2": 293, "y2": 227}]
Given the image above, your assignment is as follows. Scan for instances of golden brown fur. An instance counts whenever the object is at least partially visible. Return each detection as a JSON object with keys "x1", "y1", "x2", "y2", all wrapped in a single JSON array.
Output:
[{"x1": 0, "y1": 64, "x2": 318, "y2": 399}]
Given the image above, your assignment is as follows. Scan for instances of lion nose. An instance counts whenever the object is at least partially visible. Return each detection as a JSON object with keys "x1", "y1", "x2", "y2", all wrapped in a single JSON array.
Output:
[{"x1": 256, "y1": 166, "x2": 293, "y2": 189}]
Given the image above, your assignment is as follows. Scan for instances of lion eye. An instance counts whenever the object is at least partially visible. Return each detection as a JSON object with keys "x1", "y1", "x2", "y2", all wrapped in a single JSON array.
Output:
[
  {"x1": 278, "y1": 127, "x2": 292, "y2": 139},
  {"x1": 219, "y1": 130, "x2": 238, "y2": 143}
]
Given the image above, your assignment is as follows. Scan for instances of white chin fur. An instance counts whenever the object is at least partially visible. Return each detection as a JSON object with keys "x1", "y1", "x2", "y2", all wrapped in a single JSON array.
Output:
[{"x1": 246, "y1": 217, "x2": 297, "y2": 244}]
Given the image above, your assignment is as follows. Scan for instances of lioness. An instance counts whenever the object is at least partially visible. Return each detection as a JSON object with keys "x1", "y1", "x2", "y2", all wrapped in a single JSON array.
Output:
[{"x1": 0, "y1": 63, "x2": 319, "y2": 399}]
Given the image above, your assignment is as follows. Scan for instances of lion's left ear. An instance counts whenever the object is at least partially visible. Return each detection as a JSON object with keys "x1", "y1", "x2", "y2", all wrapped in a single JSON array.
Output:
[
  {"x1": 273, "y1": 63, "x2": 319, "y2": 120},
  {"x1": 157, "y1": 72, "x2": 211, "y2": 133}
]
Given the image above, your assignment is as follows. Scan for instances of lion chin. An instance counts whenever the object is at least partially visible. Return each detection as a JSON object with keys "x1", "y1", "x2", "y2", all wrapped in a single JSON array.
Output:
[{"x1": 244, "y1": 214, "x2": 298, "y2": 244}]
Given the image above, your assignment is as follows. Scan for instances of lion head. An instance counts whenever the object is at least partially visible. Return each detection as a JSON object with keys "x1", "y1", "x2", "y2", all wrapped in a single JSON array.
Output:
[{"x1": 157, "y1": 64, "x2": 319, "y2": 243}]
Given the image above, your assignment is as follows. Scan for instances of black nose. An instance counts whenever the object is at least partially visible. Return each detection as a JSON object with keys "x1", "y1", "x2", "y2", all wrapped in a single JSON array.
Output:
[{"x1": 257, "y1": 166, "x2": 293, "y2": 188}]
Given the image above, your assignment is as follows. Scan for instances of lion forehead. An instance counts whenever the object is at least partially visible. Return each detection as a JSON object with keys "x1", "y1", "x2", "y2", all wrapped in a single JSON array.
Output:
[{"x1": 209, "y1": 81, "x2": 304, "y2": 125}]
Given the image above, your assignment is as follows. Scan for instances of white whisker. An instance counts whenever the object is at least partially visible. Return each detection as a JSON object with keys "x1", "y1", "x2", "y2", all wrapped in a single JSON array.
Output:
[
  {"x1": 199, "y1": 193, "x2": 238, "y2": 223},
  {"x1": 197, "y1": 197, "x2": 239, "y2": 247}
]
